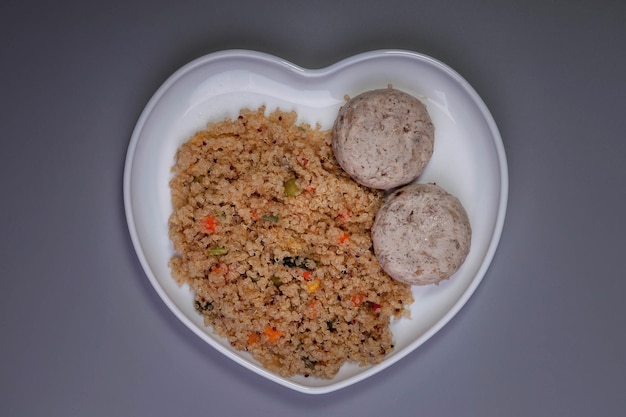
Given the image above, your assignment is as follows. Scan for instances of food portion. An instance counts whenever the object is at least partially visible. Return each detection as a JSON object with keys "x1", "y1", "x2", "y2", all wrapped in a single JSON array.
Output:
[
  {"x1": 168, "y1": 85, "x2": 472, "y2": 379},
  {"x1": 371, "y1": 183, "x2": 471, "y2": 286},
  {"x1": 168, "y1": 107, "x2": 414, "y2": 378},
  {"x1": 331, "y1": 87, "x2": 434, "y2": 190}
]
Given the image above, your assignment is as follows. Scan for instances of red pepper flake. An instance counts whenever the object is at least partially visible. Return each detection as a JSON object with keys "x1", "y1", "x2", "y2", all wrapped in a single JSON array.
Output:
[
  {"x1": 302, "y1": 271, "x2": 311, "y2": 280},
  {"x1": 337, "y1": 208, "x2": 351, "y2": 221},
  {"x1": 337, "y1": 232, "x2": 350, "y2": 244}
]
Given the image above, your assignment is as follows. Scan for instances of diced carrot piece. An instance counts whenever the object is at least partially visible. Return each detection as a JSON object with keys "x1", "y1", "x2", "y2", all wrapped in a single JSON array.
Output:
[
  {"x1": 202, "y1": 215, "x2": 219, "y2": 233},
  {"x1": 263, "y1": 327, "x2": 285, "y2": 343},
  {"x1": 211, "y1": 263, "x2": 229, "y2": 275},
  {"x1": 302, "y1": 271, "x2": 311, "y2": 280},
  {"x1": 247, "y1": 332, "x2": 260, "y2": 345},
  {"x1": 351, "y1": 293, "x2": 365, "y2": 307}
]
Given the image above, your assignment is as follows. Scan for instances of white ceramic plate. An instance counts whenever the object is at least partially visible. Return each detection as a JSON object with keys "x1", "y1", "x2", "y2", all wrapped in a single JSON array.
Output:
[{"x1": 123, "y1": 49, "x2": 508, "y2": 394}]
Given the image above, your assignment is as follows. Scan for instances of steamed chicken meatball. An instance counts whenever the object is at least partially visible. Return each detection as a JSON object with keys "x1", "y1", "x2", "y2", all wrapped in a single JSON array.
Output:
[
  {"x1": 332, "y1": 88, "x2": 434, "y2": 190},
  {"x1": 371, "y1": 183, "x2": 471, "y2": 286}
]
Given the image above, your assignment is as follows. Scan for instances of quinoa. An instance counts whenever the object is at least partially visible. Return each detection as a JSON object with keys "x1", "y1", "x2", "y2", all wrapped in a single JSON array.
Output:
[{"x1": 168, "y1": 107, "x2": 414, "y2": 378}]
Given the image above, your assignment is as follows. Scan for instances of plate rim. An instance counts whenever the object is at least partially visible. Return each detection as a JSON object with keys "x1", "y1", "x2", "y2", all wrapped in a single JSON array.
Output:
[{"x1": 123, "y1": 48, "x2": 508, "y2": 394}]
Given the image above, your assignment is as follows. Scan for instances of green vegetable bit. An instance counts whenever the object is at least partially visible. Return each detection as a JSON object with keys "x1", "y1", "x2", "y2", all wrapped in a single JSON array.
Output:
[
  {"x1": 261, "y1": 214, "x2": 279, "y2": 223},
  {"x1": 208, "y1": 247, "x2": 228, "y2": 255},
  {"x1": 283, "y1": 178, "x2": 300, "y2": 196}
]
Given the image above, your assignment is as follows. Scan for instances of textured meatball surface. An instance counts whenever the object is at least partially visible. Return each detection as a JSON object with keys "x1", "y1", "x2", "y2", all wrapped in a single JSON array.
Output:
[
  {"x1": 332, "y1": 88, "x2": 434, "y2": 189},
  {"x1": 371, "y1": 183, "x2": 471, "y2": 286}
]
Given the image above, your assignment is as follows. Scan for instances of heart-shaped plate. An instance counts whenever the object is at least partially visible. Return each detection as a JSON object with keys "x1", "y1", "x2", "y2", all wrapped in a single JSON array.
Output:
[{"x1": 123, "y1": 49, "x2": 508, "y2": 394}]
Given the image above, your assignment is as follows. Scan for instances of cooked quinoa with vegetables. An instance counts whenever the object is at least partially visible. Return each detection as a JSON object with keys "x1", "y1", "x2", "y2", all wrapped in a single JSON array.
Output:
[{"x1": 168, "y1": 107, "x2": 414, "y2": 378}]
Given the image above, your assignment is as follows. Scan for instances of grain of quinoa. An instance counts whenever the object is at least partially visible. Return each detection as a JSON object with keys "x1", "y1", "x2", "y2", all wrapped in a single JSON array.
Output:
[{"x1": 168, "y1": 107, "x2": 413, "y2": 378}]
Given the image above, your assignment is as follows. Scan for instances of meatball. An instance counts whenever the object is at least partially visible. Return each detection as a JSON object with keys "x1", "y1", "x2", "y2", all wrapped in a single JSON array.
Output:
[
  {"x1": 332, "y1": 88, "x2": 434, "y2": 189},
  {"x1": 371, "y1": 183, "x2": 471, "y2": 286}
]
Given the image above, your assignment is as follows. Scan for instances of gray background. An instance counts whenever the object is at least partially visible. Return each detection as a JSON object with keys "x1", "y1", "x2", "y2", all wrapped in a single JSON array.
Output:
[{"x1": 2, "y1": 0, "x2": 625, "y2": 416}]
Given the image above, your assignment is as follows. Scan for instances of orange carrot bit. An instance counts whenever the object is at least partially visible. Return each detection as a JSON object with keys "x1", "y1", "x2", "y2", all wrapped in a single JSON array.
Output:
[
  {"x1": 247, "y1": 332, "x2": 260, "y2": 345},
  {"x1": 202, "y1": 215, "x2": 219, "y2": 233},
  {"x1": 305, "y1": 186, "x2": 316, "y2": 193},
  {"x1": 351, "y1": 293, "x2": 365, "y2": 307},
  {"x1": 302, "y1": 271, "x2": 311, "y2": 280},
  {"x1": 211, "y1": 263, "x2": 227, "y2": 275},
  {"x1": 250, "y1": 208, "x2": 259, "y2": 220},
  {"x1": 337, "y1": 232, "x2": 350, "y2": 244},
  {"x1": 263, "y1": 326, "x2": 285, "y2": 343}
]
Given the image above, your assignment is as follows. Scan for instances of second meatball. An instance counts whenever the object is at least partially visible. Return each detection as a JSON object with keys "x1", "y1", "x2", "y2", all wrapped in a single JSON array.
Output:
[{"x1": 371, "y1": 183, "x2": 471, "y2": 286}]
